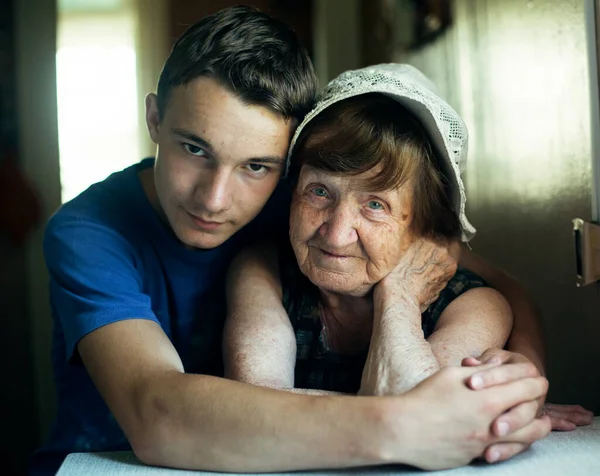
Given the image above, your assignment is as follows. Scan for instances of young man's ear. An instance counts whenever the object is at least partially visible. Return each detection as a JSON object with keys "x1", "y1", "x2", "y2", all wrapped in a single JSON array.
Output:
[{"x1": 145, "y1": 93, "x2": 161, "y2": 144}]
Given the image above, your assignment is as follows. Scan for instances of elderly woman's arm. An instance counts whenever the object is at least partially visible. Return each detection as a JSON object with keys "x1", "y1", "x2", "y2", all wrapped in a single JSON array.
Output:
[
  {"x1": 223, "y1": 246, "x2": 343, "y2": 396},
  {"x1": 359, "y1": 240, "x2": 513, "y2": 396},
  {"x1": 359, "y1": 239, "x2": 451, "y2": 395},
  {"x1": 360, "y1": 292, "x2": 440, "y2": 395},
  {"x1": 360, "y1": 286, "x2": 513, "y2": 395}
]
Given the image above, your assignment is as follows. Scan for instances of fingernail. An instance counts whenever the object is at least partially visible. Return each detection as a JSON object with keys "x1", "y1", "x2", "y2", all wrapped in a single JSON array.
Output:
[
  {"x1": 470, "y1": 375, "x2": 483, "y2": 389},
  {"x1": 489, "y1": 450, "x2": 500, "y2": 463},
  {"x1": 497, "y1": 421, "x2": 510, "y2": 436},
  {"x1": 490, "y1": 357, "x2": 502, "y2": 365}
]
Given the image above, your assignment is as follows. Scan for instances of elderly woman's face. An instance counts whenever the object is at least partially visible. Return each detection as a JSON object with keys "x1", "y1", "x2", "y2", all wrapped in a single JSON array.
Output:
[{"x1": 290, "y1": 165, "x2": 414, "y2": 296}]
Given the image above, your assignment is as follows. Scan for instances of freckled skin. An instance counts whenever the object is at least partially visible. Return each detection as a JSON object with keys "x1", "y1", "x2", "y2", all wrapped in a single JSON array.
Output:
[
  {"x1": 143, "y1": 76, "x2": 294, "y2": 250},
  {"x1": 289, "y1": 165, "x2": 414, "y2": 297}
]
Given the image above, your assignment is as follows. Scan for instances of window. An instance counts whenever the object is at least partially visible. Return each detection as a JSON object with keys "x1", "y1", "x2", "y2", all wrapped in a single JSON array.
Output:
[{"x1": 56, "y1": 0, "x2": 140, "y2": 202}]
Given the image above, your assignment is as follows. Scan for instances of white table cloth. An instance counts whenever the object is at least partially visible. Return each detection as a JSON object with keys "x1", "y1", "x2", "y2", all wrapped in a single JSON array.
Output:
[{"x1": 57, "y1": 417, "x2": 600, "y2": 476}]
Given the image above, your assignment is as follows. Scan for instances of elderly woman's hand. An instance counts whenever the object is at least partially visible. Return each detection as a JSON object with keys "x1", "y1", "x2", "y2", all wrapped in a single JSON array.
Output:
[{"x1": 374, "y1": 237, "x2": 460, "y2": 314}]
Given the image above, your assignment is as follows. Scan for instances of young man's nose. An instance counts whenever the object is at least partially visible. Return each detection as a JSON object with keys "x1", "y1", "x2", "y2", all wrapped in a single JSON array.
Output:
[{"x1": 195, "y1": 169, "x2": 232, "y2": 213}]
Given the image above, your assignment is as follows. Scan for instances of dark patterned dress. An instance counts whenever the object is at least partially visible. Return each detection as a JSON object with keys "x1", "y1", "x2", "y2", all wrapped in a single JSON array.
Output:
[{"x1": 279, "y1": 246, "x2": 488, "y2": 393}]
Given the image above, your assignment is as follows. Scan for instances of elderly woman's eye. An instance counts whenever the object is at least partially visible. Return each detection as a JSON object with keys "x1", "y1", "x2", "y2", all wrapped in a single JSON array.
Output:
[
  {"x1": 312, "y1": 187, "x2": 329, "y2": 198},
  {"x1": 367, "y1": 200, "x2": 384, "y2": 210}
]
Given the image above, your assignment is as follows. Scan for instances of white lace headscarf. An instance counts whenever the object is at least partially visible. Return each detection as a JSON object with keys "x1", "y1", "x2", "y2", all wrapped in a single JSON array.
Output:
[{"x1": 286, "y1": 63, "x2": 475, "y2": 242}]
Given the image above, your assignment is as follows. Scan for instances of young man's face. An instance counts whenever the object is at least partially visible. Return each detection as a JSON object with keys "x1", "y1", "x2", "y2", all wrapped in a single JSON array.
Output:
[{"x1": 145, "y1": 77, "x2": 294, "y2": 249}]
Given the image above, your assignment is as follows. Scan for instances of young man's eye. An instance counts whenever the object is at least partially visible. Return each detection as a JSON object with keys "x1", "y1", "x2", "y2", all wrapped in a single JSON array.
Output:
[
  {"x1": 183, "y1": 143, "x2": 207, "y2": 157},
  {"x1": 245, "y1": 163, "x2": 270, "y2": 176},
  {"x1": 248, "y1": 163, "x2": 266, "y2": 172}
]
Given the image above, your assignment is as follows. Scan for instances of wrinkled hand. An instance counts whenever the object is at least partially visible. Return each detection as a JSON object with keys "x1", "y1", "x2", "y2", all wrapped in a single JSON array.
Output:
[
  {"x1": 461, "y1": 348, "x2": 594, "y2": 462},
  {"x1": 538, "y1": 404, "x2": 594, "y2": 431},
  {"x1": 394, "y1": 365, "x2": 550, "y2": 469},
  {"x1": 375, "y1": 237, "x2": 460, "y2": 313}
]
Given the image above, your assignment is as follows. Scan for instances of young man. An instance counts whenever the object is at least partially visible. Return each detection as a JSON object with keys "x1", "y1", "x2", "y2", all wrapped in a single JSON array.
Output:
[{"x1": 31, "y1": 5, "x2": 583, "y2": 476}]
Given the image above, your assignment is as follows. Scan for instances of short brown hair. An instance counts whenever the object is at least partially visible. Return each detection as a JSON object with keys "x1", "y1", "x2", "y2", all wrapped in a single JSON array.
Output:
[
  {"x1": 290, "y1": 94, "x2": 460, "y2": 240},
  {"x1": 157, "y1": 6, "x2": 317, "y2": 122}
]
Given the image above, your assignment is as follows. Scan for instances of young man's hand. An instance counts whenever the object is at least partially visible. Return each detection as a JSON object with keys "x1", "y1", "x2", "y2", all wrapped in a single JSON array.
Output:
[
  {"x1": 463, "y1": 349, "x2": 594, "y2": 433},
  {"x1": 388, "y1": 364, "x2": 550, "y2": 469}
]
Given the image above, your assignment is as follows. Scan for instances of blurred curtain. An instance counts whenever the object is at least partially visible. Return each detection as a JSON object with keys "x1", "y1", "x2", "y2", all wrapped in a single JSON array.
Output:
[{"x1": 133, "y1": 0, "x2": 169, "y2": 158}]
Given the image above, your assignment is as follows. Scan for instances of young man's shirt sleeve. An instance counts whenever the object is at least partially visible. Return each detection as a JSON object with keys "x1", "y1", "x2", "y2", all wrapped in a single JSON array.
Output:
[{"x1": 44, "y1": 213, "x2": 159, "y2": 362}]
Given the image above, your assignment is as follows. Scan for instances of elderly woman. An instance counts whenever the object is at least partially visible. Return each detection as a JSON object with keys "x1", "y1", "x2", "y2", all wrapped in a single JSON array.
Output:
[
  {"x1": 222, "y1": 64, "x2": 515, "y2": 396},
  {"x1": 223, "y1": 65, "x2": 593, "y2": 429}
]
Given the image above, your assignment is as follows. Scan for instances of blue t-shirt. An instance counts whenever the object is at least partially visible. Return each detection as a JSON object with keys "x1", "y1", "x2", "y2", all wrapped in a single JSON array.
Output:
[{"x1": 29, "y1": 158, "x2": 290, "y2": 475}]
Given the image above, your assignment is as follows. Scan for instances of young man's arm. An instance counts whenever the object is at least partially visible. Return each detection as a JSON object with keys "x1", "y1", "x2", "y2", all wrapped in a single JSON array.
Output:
[
  {"x1": 46, "y1": 217, "x2": 550, "y2": 471},
  {"x1": 428, "y1": 287, "x2": 513, "y2": 366},
  {"x1": 459, "y1": 245, "x2": 594, "y2": 431},
  {"x1": 78, "y1": 319, "x2": 366, "y2": 470},
  {"x1": 222, "y1": 246, "x2": 344, "y2": 396},
  {"x1": 78, "y1": 318, "x2": 550, "y2": 471},
  {"x1": 458, "y1": 245, "x2": 545, "y2": 373},
  {"x1": 222, "y1": 241, "x2": 550, "y2": 467}
]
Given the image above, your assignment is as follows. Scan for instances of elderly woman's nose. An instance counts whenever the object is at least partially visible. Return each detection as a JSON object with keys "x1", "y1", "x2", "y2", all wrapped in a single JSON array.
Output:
[{"x1": 318, "y1": 204, "x2": 359, "y2": 247}]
